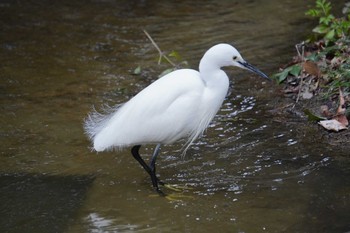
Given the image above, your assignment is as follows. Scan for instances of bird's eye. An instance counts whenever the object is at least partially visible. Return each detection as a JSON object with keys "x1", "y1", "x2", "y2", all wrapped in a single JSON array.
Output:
[{"x1": 233, "y1": 56, "x2": 237, "y2": 60}]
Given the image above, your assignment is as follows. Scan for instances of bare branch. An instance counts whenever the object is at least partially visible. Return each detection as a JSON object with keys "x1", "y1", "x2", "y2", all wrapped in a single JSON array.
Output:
[{"x1": 143, "y1": 30, "x2": 177, "y2": 67}]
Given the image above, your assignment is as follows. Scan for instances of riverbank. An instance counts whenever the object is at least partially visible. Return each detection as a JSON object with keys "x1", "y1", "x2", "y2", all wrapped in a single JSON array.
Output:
[{"x1": 273, "y1": 1, "x2": 350, "y2": 150}]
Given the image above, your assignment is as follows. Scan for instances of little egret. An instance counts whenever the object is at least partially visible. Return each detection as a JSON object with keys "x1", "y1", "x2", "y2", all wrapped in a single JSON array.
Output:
[{"x1": 84, "y1": 43, "x2": 269, "y2": 193}]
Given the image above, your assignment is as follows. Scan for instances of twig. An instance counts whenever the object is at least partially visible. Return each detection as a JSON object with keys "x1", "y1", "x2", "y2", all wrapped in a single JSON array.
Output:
[
  {"x1": 295, "y1": 42, "x2": 305, "y2": 61},
  {"x1": 294, "y1": 74, "x2": 304, "y2": 105},
  {"x1": 293, "y1": 42, "x2": 305, "y2": 107},
  {"x1": 143, "y1": 30, "x2": 177, "y2": 67}
]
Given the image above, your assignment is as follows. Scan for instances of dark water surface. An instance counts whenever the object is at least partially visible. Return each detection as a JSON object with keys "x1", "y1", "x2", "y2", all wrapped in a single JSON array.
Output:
[{"x1": 1, "y1": 0, "x2": 349, "y2": 232}]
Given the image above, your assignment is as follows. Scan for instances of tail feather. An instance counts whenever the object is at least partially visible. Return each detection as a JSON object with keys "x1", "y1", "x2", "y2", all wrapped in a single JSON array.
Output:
[{"x1": 83, "y1": 104, "x2": 123, "y2": 143}]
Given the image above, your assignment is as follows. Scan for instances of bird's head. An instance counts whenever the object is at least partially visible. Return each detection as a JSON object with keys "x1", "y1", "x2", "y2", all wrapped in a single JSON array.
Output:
[{"x1": 201, "y1": 43, "x2": 270, "y2": 80}]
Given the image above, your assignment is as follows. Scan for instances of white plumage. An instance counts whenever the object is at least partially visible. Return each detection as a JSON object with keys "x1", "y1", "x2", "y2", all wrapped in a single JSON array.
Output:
[{"x1": 84, "y1": 43, "x2": 269, "y2": 192}]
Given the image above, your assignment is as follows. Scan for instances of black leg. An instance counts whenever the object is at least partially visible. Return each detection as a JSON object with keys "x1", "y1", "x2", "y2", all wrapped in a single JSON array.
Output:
[
  {"x1": 131, "y1": 145, "x2": 163, "y2": 193},
  {"x1": 149, "y1": 144, "x2": 165, "y2": 186},
  {"x1": 149, "y1": 144, "x2": 160, "y2": 174}
]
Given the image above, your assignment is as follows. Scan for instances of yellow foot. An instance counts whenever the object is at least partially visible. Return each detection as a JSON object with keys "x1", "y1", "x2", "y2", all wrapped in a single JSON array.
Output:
[
  {"x1": 148, "y1": 184, "x2": 194, "y2": 200},
  {"x1": 148, "y1": 192, "x2": 194, "y2": 201},
  {"x1": 165, "y1": 192, "x2": 194, "y2": 201},
  {"x1": 162, "y1": 183, "x2": 193, "y2": 192}
]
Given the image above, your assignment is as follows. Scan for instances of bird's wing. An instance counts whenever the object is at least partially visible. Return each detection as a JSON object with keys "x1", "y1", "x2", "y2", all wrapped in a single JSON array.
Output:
[{"x1": 89, "y1": 69, "x2": 205, "y2": 151}]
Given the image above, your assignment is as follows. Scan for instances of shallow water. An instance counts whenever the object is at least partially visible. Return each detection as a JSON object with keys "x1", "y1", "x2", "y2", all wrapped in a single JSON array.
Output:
[{"x1": 1, "y1": 0, "x2": 349, "y2": 232}]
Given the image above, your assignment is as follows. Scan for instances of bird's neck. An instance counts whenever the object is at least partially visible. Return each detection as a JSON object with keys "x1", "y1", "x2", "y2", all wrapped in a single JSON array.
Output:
[
  {"x1": 198, "y1": 62, "x2": 230, "y2": 122},
  {"x1": 199, "y1": 60, "x2": 229, "y2": 91}
]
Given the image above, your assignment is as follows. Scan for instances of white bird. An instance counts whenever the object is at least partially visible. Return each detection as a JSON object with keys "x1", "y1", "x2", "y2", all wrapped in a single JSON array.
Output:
[{"x1": 84, "y1": 43, "x2": 269, "y2": 193}]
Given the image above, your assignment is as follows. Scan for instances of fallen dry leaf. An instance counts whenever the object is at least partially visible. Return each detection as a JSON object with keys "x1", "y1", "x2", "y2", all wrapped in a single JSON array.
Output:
[
  {"x1": 330, "y1": 57, "x2": 343, "y2": 68},
  {"x1": 319, "y1": 119, "x2": 348, "y2": 131},
  {"x1": 337, "y1": 88, "x2": 346, "y2": 115},
  {"x1": 334, "y1": 88, "x2": 349, "y2": 126},
  {"x1": 334, "y1": 114, "x2": 349, "y2": 127},
  {"x1": 301, "y1": 89, "x2": 313, "y2": 99},
  {"x1": 319, "y1": 88, "x2": 348, "y2": 131},
  {"x1": 320, "y1": 105, "x2": 331, "y2": 117},
  {"x1": 302, "y1": 60, "x2": 320, "y2": 77}
]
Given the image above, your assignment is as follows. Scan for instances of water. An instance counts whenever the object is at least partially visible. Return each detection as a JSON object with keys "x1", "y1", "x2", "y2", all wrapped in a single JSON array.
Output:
[{"x1": 1, "y1": 0, "x2": 349, "y2": 232}]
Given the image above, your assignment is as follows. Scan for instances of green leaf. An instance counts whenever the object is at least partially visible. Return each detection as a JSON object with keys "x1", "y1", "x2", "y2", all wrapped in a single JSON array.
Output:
[
  {"x1": 158, "y1": 68, "x2": 175, "y2": 77},
  {"x1": 325, "y1": 28, "x2": 335, "y2": 40},
  {"x1": 274, "y1": 69, "x2": 289, "y2": 83},
  {"x1": 169, "y1": 51, "x2": 181, "y2": 61},
  {"x1": 306, "y1": 9, "x2": 320, "y2": 17},
  {"x1": 133, "y1": 66, "x2": 142, "y2": 75},
  {"x1": 320, "y1": 14, "x2": 334, "y2": 25},
  {"x1": 179, "y1": 60, "x2": 189, "y2": 67},
  {"x1": 289, "y1": 64, "x2": 302, "y2": 77},
  {"x1": 306, "y1": 53, "x2": 318, "y2": 61},
  {"x1": 312, "y1": 25, "x2": 329, "y2": 34},
  {"x1": 316, "y1": 0, "x2": 325, "y2": 9},
  {"x1": 303, "y1": 109, "x2": 326, "y2": 122},
  {"x1": 273, "y1": 64, "x2": 302, "y2": 83}
]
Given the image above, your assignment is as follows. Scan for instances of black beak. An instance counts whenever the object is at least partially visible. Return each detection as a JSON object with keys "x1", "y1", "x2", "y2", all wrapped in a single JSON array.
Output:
[{"x1": 238, "y1": 61, "x2": 270, "y2": 80}]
